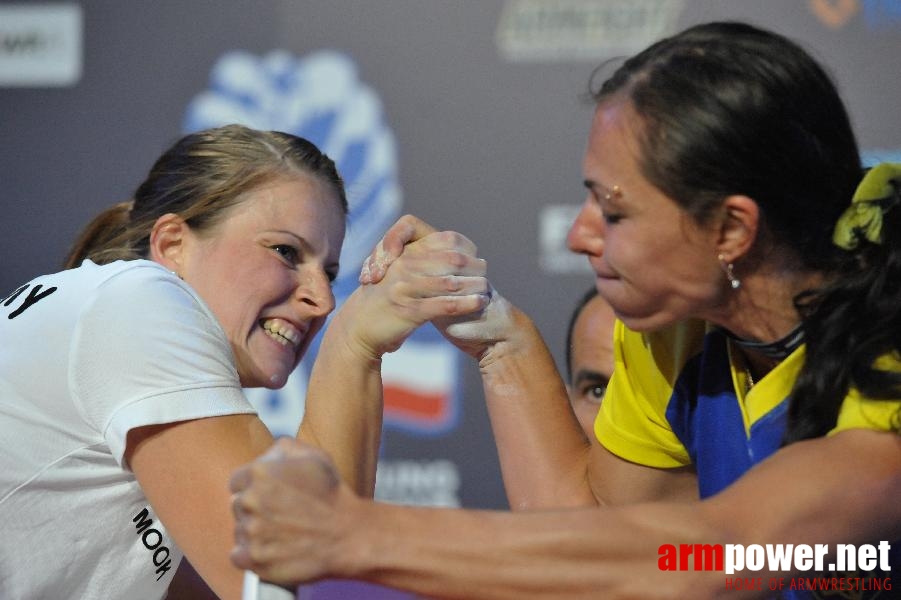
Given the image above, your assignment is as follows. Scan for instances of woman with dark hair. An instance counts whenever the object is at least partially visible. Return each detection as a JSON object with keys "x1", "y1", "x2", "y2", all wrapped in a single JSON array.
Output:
[
  {"x1": 0, "y1": 124, "x2": 488, "y2": 599},
  {"x1": 230, "y1": 22, "x2": 900, "y2": 599}
]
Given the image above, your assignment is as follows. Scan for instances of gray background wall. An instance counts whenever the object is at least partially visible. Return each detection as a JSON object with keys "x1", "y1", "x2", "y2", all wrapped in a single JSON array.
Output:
[{"x1": 3, "y1": 0, "x2": 900, "y2": 512}]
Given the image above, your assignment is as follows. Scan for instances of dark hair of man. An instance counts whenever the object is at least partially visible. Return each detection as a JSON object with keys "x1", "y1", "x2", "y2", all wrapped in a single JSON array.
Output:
[{"x1": 565, "y1": 287, "x2": 600, "y2": 385}]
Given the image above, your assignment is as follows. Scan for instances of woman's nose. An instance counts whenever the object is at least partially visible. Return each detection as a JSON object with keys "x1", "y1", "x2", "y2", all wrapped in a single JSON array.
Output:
[
  {"x1": 294, "y1": 268, "x2": 335, "y2": 318},
  {"x1": 566, "y1": 199, "x2": 604, "y2": 257}
]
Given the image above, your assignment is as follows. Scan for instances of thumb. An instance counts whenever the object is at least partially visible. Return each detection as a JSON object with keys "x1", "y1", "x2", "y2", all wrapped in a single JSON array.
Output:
[{"x1": 360, "y1": 214, "x2": 438, "y2": 284}]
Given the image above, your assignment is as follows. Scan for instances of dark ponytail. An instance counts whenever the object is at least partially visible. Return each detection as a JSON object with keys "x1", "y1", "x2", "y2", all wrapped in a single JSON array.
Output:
[{"x1": 786, "y1": 172, "x2": 901, "y2": 442}]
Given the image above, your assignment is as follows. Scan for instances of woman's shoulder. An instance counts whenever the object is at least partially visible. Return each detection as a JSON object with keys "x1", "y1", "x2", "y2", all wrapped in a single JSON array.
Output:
[
  {"x1": 76, "y1": 259, "x2": 216, "y2": 329},
  {"x1": 52, "y1": 258, "x2": 177, "y2": 292},
  {"x1": 85, "y1": 259, "x2": 190, "y2": 300},
  {"x1": 86, "y1": 258, "x2": 177, "y2": 283}
]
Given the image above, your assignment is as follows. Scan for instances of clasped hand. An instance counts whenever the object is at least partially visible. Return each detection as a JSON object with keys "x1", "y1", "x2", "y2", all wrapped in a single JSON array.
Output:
[
  {"x1": 342, "y1": 214, "x2": 491, "y2": 358},
  {"x1": 359, "y1": 215, "x2": 517, "y2": 362}
]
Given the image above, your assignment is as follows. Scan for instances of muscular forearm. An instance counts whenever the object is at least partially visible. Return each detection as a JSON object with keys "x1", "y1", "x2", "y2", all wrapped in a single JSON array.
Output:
[
  {"x1": 299, "y1": 294, "x2": 383, "y2": 496},
  {"x1": 335, "y1": 432, "x2": 901, "y2": 600},
  {"x1": 478, "y1": 306, "x2": 596, "y2": 509},
  {"x1": 339, "y1": 498, "x2": 725, "y2": 600}
]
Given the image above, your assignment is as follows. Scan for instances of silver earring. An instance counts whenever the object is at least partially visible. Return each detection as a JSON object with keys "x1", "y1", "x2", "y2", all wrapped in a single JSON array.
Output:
[{"x1": 718, "y1": 254, "x2": 740, "y2": 290}]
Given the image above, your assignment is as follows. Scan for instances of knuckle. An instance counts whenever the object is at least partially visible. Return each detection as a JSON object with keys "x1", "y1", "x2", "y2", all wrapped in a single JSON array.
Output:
[
  {"x1": 443, "y1": 297, "x2": 464, "y2": 315},
  {"x1": 445, "y1": 250, "x2": 468, "y2": 268},
  {"x1": 239, "y1": 490, "x2": 260, "y2": 513},
  {"x1": 444, "y1": 275, "x2": 462, "y2": 292},
  {"x1": 244, "y1": 516, "x2": 265, "y2": 538}
]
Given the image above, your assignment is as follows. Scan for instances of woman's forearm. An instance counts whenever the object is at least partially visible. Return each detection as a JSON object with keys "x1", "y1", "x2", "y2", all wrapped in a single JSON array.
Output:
[
  {"x1": 336, "y1": 431, "x2": 901, "y2": 599},
  {"x1": 299, "y1": 295, "x2": 384, "y2": 496},
  {"x1": 337, "y1": 494, "x2": 723, "y2": 600},
  {"x1": 477, "y1": 305, "x2": 597, "y2": 509}
]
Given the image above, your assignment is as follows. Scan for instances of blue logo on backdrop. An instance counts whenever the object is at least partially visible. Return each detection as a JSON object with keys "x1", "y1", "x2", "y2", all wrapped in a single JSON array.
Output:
[
  {"x1": 862, "y1": 149, "x2": 901, "y2": 166},
  {"x1": 183, "y1": 50, "x2": 461, "y2": 437},
  {"x1": 863, "y1": 0, "x2": 901, "y2": 27}
]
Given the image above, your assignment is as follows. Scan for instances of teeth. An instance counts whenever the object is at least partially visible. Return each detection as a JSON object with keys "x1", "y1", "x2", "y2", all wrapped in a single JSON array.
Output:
[{"x1": 261, "y1": 318, "x2": 302, "y2": 348}]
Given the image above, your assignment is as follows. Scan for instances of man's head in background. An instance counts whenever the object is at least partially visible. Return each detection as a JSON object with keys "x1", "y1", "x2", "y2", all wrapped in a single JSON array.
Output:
[{"x1": 565, "y1": 287, "x2": 617, "y2": 438}]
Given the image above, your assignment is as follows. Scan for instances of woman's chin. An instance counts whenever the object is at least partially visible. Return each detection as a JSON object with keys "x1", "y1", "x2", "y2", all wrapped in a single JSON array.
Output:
[
  {"x1": 264, "y1": 369, "x2": 291, "y2": 389},
  {"x1": 238, "y1": 364, "x2": 292, "y2": 389}
]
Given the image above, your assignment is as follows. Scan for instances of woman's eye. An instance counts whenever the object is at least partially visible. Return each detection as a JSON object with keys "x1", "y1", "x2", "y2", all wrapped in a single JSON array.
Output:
[
  {"x1": 583, "y1": 384, "x2": 607, "y2": 402},
  {"x1": 272, "y1": 245, "x2": 299, "y2": 263},
  {"x1": 602, "y1": 213, "x2": 622, "y2": 225}
]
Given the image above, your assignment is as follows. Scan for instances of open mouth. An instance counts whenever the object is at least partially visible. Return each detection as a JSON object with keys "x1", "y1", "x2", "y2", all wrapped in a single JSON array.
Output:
[{"x1": 260, "y1": 318, "x2": 302, "y2": 349}]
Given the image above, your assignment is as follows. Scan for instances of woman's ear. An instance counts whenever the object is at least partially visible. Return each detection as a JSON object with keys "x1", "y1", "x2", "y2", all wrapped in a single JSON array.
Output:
[
  {"x1": 149, "y1": 213, "x2": 188, "y2": 275},
  {"x1": 715, "y1": 195, "x2": 759, "y2": 263}
]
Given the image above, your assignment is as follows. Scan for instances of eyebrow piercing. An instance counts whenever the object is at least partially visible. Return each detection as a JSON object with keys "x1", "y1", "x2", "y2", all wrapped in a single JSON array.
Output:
[{"x1": 604, "y1": 185, "x2": 622, "y2": 201}]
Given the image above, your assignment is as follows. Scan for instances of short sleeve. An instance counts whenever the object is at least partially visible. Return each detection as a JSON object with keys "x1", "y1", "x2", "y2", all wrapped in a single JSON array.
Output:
[
  {"x1": 831, "y1": 354, "x2": 901, "y2": 435},
  {"x1": 69, "y1": 264, "x2": 254, "y2": 467},
  {"x1": 595, "y1": 320, "x2": 696, "y2": 468}
]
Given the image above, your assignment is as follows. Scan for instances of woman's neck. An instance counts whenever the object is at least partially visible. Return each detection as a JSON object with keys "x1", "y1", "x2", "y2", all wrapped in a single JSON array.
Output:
[{"x1": 707, "y1": 263, "x2": 823, "y2": 352}]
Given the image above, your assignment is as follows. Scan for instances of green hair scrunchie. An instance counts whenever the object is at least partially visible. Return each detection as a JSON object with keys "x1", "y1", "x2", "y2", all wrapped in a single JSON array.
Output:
[{"x1": 832, "y1": 162, "x2": 901, "y2": 250}]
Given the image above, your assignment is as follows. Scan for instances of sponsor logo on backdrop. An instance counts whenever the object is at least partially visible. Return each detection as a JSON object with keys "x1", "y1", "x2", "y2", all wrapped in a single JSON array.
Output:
[
  {"x1": 864, "y1": 0, "x2": 901, "y2": 26},
  {"x1": 183, "y1": 50, "x2": 460, "y2": 437},
  {"x1": 811, "y1": 0, "x2": 901, "y2": 29},
  {"x1": 538, "y1": 204, "x2": 593, "y2": 274},
  {"x1": 374, "y1": 458, "x2": 461, "y2": 507},
  {"x1": 0, "y1": 3, "x2": 81, "y2": 87},
  {"x1": 496, "y1": 0, "x2": 684, "y2": 62}
]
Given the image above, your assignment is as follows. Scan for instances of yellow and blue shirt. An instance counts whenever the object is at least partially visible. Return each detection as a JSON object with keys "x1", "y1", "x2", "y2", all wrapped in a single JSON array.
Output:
[{"x1": 597, "y1": 320, "x2": 899, "y2": 598}]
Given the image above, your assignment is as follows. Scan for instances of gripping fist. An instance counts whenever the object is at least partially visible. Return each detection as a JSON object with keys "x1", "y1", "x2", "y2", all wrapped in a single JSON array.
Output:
[
  {"x1": 360, "y1": 215, "x2": 520, "y2": 360},
  {"x1": 230, "y1": 439, "x2": 350, "y2": 586},
  {"x1": 347, "y1": 215, "x2": 490, "y2": 358}
]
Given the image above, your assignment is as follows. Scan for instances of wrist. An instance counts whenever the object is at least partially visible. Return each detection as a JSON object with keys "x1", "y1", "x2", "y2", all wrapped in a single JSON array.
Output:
[
  {"x1": 476, "y1": 303, "x2": 535, "y2": 369},
  {"x1": 327, "y1": 491, "x2": 381, "y2": 579},
  {"x1": 327, "y1": 291, "x2": 388, "y2": 364}
]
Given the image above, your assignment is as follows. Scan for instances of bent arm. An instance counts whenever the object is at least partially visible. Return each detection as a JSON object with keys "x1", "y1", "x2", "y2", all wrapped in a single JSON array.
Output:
[
  {"x1": 474, "y1": 304, "x2": 598, "y2": 508},
  {"x1": 297, "y1": 290, "x2": 385, "y2": 496},
  {"x1": 468, "y1": 304, "x2": 697, "y2": 509},
  {"x1": 300, "y1": 221, "x2": 489, "y2": 496},
  {"x1": 129, "y1": 414, "x2": 274, "y2": 600},
  {"x1": 355, "y1": 217, "x2": 602, "y2": 507}
]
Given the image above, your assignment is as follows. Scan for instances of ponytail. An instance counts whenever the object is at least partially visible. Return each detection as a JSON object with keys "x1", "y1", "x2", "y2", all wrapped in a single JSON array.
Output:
[
  {"x1": 63, "y1": 200, "x2": 136, "y2": 269},
  {"x1": 786, "y1": 165, "x2": 901, "y2": 443}
]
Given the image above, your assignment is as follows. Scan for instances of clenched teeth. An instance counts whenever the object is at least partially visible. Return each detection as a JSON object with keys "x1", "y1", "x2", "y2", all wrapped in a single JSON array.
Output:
[{"x1": 261, "y1": 318, "x2": 302, "y2": 348}]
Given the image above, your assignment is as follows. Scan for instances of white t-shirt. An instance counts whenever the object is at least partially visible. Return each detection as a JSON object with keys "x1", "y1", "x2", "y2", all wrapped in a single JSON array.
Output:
[{"x1": 0, "y1": 260, "x2": 255, "y2": 599}]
